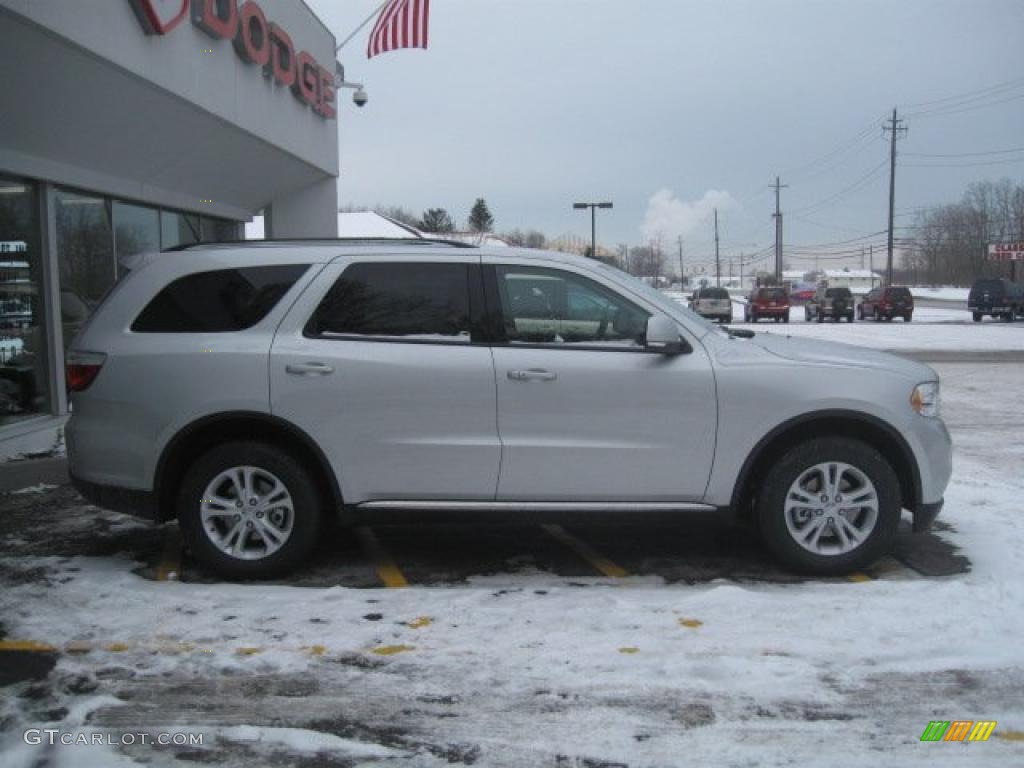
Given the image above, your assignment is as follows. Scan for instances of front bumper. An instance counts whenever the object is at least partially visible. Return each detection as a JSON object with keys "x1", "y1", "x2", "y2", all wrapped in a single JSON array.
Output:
[{"x1": 913, "y1": 499, "x2": 943, "y2": 532}]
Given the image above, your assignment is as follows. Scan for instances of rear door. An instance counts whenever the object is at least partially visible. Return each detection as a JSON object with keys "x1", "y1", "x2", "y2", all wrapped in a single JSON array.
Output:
[
  {"x1": 271, "y1": 256, "x2": 501, "y2": 504},
  {"x1": 485, "y1": 259, "x2": 716, "y2": 502}
]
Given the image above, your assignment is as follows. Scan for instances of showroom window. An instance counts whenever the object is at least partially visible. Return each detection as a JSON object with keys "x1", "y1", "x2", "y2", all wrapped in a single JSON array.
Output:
[
  {"x1": 113, "y1": 200, "x2": 159, "y2": 265},
  {"x1": 201, "y1": 216, "x2": 240, "y2": 243},
  {"x1": 161, "y1": 211, "x2": 201, "y2": 250},
  {"x1": 0, "y1": 176, "x2": 51, "y2": 425},
  {"x1": 307, "y1": 263, "x2": 472, "y2": 341},
  {"x1": 495, "y1": 266, "x2": 649, "y2": 347},
  {"x1": 55, "y1": 189, "x2": 115, "y2": 350}
]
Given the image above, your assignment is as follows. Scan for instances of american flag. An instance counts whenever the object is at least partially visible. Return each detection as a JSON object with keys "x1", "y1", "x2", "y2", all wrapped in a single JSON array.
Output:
[{"x1": 367, "y1": 0, "x2": 430, "y2": 59}]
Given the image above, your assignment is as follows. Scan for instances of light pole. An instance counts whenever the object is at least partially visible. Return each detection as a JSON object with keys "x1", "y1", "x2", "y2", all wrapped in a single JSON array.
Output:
[{"x1": 573, "y1": 201, "x2": 613, "y2": 260}]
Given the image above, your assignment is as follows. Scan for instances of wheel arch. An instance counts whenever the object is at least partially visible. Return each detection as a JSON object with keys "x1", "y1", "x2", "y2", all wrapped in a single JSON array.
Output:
[
  {"x1": 730, "y1": 409, "x2": 921, "y2": 521},
  {"x1": 153, "y1": 412, "x2": 343, "y2": 522}
]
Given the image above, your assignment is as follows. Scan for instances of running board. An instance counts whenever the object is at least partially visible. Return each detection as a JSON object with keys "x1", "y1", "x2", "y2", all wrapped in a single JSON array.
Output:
[{"x1": 355, "y1": 500, "x2": 717, "y2": 513}]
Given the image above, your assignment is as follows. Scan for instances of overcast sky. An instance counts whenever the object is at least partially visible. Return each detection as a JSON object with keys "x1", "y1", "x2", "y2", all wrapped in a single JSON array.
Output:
[{"x1": 307, "y1": 0, "x2": 1024, "y2": 272}]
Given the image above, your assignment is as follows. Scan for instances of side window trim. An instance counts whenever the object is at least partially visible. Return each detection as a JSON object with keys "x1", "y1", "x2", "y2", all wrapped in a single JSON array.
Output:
[{"x1": 481, "y1": 263, "x2": 659, "y2": 353}]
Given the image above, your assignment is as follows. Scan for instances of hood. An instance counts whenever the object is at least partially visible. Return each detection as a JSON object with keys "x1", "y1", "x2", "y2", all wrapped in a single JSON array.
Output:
[{"x1": 745, "y1": 332, "x2": 935, "y2": 382}]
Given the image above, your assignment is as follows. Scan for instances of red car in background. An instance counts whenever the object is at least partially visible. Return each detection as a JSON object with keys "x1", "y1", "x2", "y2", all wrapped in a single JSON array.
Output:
[
  {"x1": 744, "y1": 286, "x2": 790, "y2": 323},
  {"x1": 858, "y1": 286, "x2": 914, "y2": 322},
  {"x1": 787, "y1": 282, "x2": 817, "y2": 305}
]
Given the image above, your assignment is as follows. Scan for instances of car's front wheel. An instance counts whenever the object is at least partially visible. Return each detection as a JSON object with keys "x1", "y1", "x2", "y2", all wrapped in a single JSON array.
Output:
[
  {"x1": 756, "y1": 438, "x2": 900, "y2": 575},
  {"x1": 178, "y1": 441, "x2": 324, "y2": 579}
]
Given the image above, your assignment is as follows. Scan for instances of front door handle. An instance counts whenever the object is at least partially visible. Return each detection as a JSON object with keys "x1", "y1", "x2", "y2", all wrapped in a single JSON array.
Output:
[
  {"x1": 507, "y1": 368, "x2": 557, "y2": 382},
  {"x1": 286, "y1": 362, "x2": 335, "y2": 376}
]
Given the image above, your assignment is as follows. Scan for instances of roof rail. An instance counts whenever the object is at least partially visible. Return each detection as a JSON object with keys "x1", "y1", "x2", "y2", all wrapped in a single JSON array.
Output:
[{"x1": 164, "y1": 237, "x2": 477, "y2": 252}]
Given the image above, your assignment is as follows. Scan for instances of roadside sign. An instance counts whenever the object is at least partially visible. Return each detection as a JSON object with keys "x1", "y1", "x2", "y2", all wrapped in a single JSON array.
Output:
[{"x1": 988, "y1": 242, "x2": 1024, "y2": 261}]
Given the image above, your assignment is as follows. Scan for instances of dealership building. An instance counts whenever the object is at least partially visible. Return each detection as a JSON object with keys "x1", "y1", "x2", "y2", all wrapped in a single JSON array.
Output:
[{"x1": 0, "y1": 0, "x2": 340, "y2": 457}]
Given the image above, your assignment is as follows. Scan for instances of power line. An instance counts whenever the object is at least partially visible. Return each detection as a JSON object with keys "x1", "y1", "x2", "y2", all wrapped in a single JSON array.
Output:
[
  {"x1": 905, "y1": 91, "x2": 1024, "y2": 120},
  {"x1": 788, "y1": 159, "x2": 889, "y2": 217},
  {"x1": 900, "y1": 156, "x2": 1024, "y2": 169},
  {"x1": 901, "y1": 75, "x2": 1024, "y2": 111},
  {"x1": 902, "y1": 145, "x2": 1024, "y2": 159}
]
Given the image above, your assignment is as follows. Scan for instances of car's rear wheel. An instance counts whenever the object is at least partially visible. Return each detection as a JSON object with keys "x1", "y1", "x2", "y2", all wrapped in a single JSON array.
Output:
[
  {"x1": 973, "y1": 312, "x2": 982, "y2": 322},
  {"x1": 757, "y1": 438, "x2": 900, "y2": 575},
  {"x1": 178, "y1": 441, "x2": 323, "y2": 579},
  {"x1": 783, "y1": 312, "x2": 790, "y2": 323},
  {"x1": 904, "y1": 313, "x2": 912, "y2": 322}
]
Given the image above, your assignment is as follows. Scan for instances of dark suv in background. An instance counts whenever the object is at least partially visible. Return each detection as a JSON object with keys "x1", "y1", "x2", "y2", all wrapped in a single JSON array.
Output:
[
  {"x1": 805, "y1": 286, "x2": 855, "y2": 323},
  {"x1": 968, "y1": 278, "x2": 1022, "y2": 322},
  {"x1": 744, "y1": 286, "x2": 790, "y2": 323},
  {"x1": 858, "y1": 286, "x2": 914, "y2": 322}
]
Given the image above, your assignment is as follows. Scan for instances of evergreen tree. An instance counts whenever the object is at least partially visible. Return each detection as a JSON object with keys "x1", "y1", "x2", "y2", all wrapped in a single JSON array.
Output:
[
  {"x1": 419, "y1": 208, "x2": 455, "y2": 233},
  {"x1": 467, "y1": 198, "x2": 494, "y2": 233}
]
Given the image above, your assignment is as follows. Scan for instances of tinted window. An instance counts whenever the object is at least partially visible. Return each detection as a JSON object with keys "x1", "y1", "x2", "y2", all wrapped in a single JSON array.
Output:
[
  {"x1": 826, "y1": 288, "x2": 852, "y2": 298},
  {"x1": 132, "y1": 265, "x2": 308, "y2": 332},
  {"x1": 756, "y1": 288, "x2": 787, "y2": 300},
  {"x1": 702, "y1": 288, "x2": 729, "y2": 299},
  {"x1": 496, "y1": 266, "x2": 649, "y2": 347},
  {"x1": 307, "y1": 263, "x2": 471, "y2": 341},
  {"x1": 970, "y1": 279, "x2": 1005, "y2": 296},
  {"x1": 888, "y1": 287, "x2": 911, "y2": 299}
]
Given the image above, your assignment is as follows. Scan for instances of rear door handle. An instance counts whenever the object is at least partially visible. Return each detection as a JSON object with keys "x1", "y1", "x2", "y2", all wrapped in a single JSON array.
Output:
[
  {"x1": 286, "y1": 362, "x2": 334, "y2": 376},
  {"x1": 507, "y1": 368, "x2": 557, "y2": 382}
]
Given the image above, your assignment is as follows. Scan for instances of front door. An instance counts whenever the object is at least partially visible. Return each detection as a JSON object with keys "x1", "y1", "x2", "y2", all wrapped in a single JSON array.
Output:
[
  {"x1": 486, "y1": 262, "x2": 717, "y2": 502},
  {"x1": 271, "y1": 258, "x2": 500, "y2": 504}
]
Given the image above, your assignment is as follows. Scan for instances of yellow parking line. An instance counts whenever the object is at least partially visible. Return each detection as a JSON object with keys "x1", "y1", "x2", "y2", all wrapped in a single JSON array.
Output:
[
  {"x1": 847, "y1": 571, "x2": 873, "y2": 583},
  {"x1": 0, "y1": 640, "x2": 57, "y2": 652},
  {"x1": 542, "y1": 524, "x2": 629, "y2": 579},
  {"x1": 354, "y1": 526, "x2": 408, "y2": 588},
  {"x1": 156, "y1": 526, "x2": 182, "y2": 582}
]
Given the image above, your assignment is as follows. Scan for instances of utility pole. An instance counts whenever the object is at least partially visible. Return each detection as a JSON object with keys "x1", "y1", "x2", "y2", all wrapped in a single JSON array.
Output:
[
  {"x1": 772, "y1": 176, "x2": 788, "y2": 281},
  {"x1": 714, "y1": 208, "x2": 721, "y2": 287},
  {"x1": 677, "y1": 236, "x2": 684, "y2": 286},
  {"x1": 739, "y1": 252, "x2": 745, "y2": 290},
  {"x1": 860, "y1": 246, "x2": 865, "y2": 270},
  {"x1": 883, "y1": 108, "x2": 907, "y2": 286}
]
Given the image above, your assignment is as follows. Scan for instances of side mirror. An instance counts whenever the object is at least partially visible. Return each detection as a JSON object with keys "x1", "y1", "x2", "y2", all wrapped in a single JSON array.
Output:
[{"x1": 645, "y1": 314, "x2": 688, "y2": 355}]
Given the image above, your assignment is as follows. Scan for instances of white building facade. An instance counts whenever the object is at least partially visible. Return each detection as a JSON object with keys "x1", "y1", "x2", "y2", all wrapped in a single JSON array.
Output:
[{"x1": 0, "y1": 0, "x2": 340, "y2": 456}]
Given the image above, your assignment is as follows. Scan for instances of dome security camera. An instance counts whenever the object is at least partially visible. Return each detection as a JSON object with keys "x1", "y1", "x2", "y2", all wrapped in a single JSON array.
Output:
[{"x1": 353, "y1": 88, "x2": 368, "y2": 108}]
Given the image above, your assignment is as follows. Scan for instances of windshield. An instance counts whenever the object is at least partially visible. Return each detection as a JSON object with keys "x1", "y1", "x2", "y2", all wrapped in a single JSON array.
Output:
[
  {"x1": 757, "y1": 288, "x2": 787, "y2": 300},
  {"x1": 590, "y1": 260, "x2": 720, "y2": 334},
  {"x1": 826, "y1": 288, "x2": 852, "y2": 298}
]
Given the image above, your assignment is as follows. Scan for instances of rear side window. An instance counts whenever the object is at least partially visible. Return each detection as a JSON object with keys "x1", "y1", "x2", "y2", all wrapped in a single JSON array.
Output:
[
  {"x1": 131, "y1": 265, "x2": 309, "y2": 333},
  {"x1": 306, "y1": 262, "x2": 471, "y2": 341}
]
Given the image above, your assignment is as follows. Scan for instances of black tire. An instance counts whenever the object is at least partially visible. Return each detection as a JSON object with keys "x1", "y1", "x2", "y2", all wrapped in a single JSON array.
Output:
[
  {"x1": 847, "y1": 313, "x2": 855, "y2": 323},
  {"x1": 178, "y1": 441, "x2": 324, "y2": 579},
  {"x1": 904, "y1": 313, "x2": 912, "y2": 322},
  {"x1": 857, "y1": 306, "x2": 863, "y2": 320},
  {"x1": 816, "y1": 312, "x2": 824, "y2": 323},
  {"x1": 783, "y1": 313, "x2": 790, "y2": 323},
  {"x1": 757, "y1": 438, "x2": 901, "y2": 575},
  {"x1": 973, "y1": 313, "x2": 982, "y2": 322},
  {"x1": 884, "y1": 314, "x2": 893, "y2": 322}
]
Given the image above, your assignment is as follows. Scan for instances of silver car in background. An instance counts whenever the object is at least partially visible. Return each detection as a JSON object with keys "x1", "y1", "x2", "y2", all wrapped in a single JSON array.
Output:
[{"x1": 66, "y1": 240, "x2": 951, "y2": 578}]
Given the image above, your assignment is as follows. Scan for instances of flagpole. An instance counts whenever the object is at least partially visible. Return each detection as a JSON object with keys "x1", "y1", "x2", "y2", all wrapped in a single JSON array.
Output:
[{"x1": 335, "y1": 1, "x2": 389, "y2": 53}]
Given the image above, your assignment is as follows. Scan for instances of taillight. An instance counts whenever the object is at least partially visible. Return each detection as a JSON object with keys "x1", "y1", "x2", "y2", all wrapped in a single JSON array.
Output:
[{"x1": 66, "y1": 351, "x2": 106, "y2": 392}]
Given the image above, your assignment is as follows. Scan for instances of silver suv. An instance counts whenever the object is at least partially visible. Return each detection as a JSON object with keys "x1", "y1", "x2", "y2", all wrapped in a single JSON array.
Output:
[{"x1": 67, "y1": 240, "x2": 951, "y2": 578}]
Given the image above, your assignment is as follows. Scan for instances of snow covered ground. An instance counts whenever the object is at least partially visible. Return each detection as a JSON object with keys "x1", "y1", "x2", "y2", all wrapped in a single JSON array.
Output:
[
  {"x1": 662, "y1": 292, "x2": 1024, "y2": 352},
  {"x1": 1, "y1": 361, "x2": 1023, "y2": 766}
]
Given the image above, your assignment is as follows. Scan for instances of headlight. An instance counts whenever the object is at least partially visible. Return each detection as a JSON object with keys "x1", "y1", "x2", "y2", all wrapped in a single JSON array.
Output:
[{"x1": 911, "y1": 381, "x2": 940, "y2": 418}]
